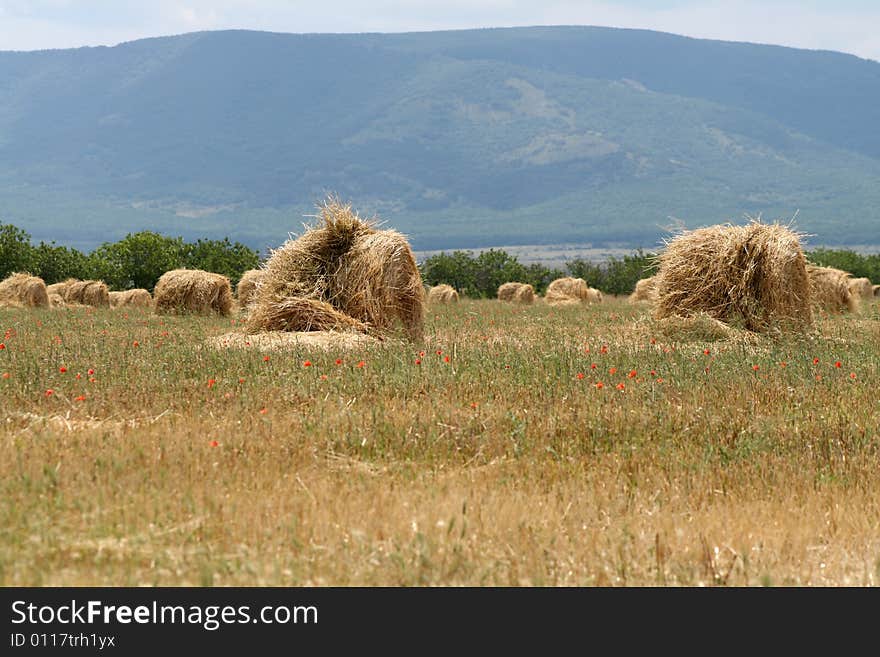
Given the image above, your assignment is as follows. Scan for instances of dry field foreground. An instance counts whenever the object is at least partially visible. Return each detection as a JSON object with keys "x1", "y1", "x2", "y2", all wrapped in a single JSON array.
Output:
[{"x1": 1, "y1": 297, "x2": 879, "y2": 586}]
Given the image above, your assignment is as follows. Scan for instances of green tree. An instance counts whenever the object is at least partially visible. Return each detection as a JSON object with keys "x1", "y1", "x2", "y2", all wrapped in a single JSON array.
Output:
[
  {"x1": 806, "y1": 249, "x2": 880, "y2": 282},
  {"x1": 0, "y1": 223, "x2": 35, "y2": 279},
  {"x1": 31, "y1": 241, "x2": 91, "y2": 284},
  {"x1": 566, "y1": 249, "x2": 657, "y2": 295},
  {"x1": 420, "y1": 250, "x2": 478, "y2": 296},
  {"x1": 90, "y1": 231, "x2": 186, "y2": 291},
  {"x1": 183, "y1": 238, "x2": 260, "y2": 287}
]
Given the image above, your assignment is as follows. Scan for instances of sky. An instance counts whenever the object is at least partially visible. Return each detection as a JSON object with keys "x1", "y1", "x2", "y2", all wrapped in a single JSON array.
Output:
[{"x1": 0, "y1": 0, "x2": 878, "y2": 62}]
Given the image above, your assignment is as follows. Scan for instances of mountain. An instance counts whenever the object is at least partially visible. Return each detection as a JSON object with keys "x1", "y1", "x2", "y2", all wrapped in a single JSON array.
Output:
[{"x1": 1, "y1": 26, "x2": 879, "y2": 253}]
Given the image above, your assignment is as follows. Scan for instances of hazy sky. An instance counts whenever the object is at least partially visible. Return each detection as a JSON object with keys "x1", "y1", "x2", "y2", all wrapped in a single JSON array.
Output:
[{"x1": 1, "y1": 1, "x2": 878, "y2": 62}]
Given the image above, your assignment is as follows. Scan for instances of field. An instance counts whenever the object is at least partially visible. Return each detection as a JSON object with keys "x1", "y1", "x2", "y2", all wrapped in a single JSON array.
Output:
[{"x1": 1, "y1": 297, "x2": 879, "y2": 586}]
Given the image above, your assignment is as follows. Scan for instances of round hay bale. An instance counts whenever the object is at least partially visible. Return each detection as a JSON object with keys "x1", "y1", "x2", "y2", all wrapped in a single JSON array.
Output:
[
  {"x1": 806, "y1": 265, "x2": 858, "y2": 314},
  {"x1": 48, "y1": 293, "x2": 65, "y2": 308},
  {"x1": 49, "y1": 279, "x2": 110, "y2": 307},
  {"x1": 497, "y1": 282, "x2": 535, "y2": 304},
  {"x1": 236, "y1": 269, "x2": 266, "y2": 307},
  {"x1": 654, "y1": 221, "x2": 812, "y2": 333},
  {"x1": 154, "y1": 269, "x2": 233, "y2": 315},
  {"x1": 629, "y1": 275, "x2": 658, "y2": 303},
  {"x1": 545, "y1": 277, "x2": 602, "y2": 306},
  {"x1": 427, "y1": 284, "x2": 459, "y2": 304},
  {"x1": 847, "y1": 277, "x2": 874, "y2": 304},
  {"x1": 109, "y1": 289, "x2": 152, "y2": 308},
  {"x1": 0, "y1": 272, "x2": 49, "y2": 308},
  {"x1": 246, "y1": 199, "x2": 425, "y2": 341},
  {"x1": 874, "y1": 284, "x2": 880, "y2": 298}
]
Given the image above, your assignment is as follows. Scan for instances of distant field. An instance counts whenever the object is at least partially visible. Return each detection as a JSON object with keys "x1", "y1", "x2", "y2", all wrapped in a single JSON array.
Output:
[{"x1": 1, "y1": 297, "x2": 879, "y2": 586}]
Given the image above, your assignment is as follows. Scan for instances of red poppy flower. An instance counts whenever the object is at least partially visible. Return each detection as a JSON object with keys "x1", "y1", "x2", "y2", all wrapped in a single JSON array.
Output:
[
  {"x1": 812, "y1": 357, "x2": 819, "y2": 365},
  {"x1": 239, "y1": 378, "x2": 245, "y2": 384},
  {"x1": 415, "y1": 359, "x2": 421, "y2": 365},
  {"x1": 595, "y1": 382, "x2": 604, "y2": 389},
  {"x1": 444, "y1": 356, "x2": 450, "y2": 363},
  {"x1": 74, "y1": 395, "x2": 86, "y2": 402},
  {"x1": 576, "y1": 372, "x2": 585, "y2": 380},
  {"x1": 780, "y1": 361, "x2": 787, "y2": 368},
  {"x1": 87, "y1": 368, "x2": 95, "y2": 375},
  {"x1": 45, "y1": 389, "x2": 54, "y2": 397},
  {"x1": 834, "y1": 361, "x2": 841, "y2": 368},
  {"x1": 303, "y1": 360, "x2": 312, "y2": 367},
  {"x1": 850, "y1": 372, "x2": 856, "y2": 379},
  {"x1": 59, "y1": 366, "x2": 67, "y2": 373},
  {"x1": 357, "y1": 361, "x2": 365, "y2": 368},
  {"x1": 752, "y1": 365, "x2": 760, "y2": 371},
  {"x1": 1, "y1": 373, "x2": 9, "y2": 379},
  {"x1": 628, "y1": 370, "x2": 637, "y2": 378},
  {"x1": 0, "y1": 343, "x2": 5, "y2": 350},
  {"x1": 703, "y1": 349, "x2": 710, "y2": 355},
  {"x1": 210, "y1": 440, "x2": 219, "y2": 447},
  {"x1": 650, "y1": 370, "x2": 656, "y2": 377},
  {"x1": 132, "y1": 341, "x2": 139, "y2": 347},
  {"x1": 335, "y1": 358, "x2": 343, "y2": 365},
  {"x1": 263, "y1": 355, "x2": 270, "y2": 362},
  {"x1": 609, "y1": 367, "x2": 617, "y2": 375},
  {"x1": 616, "y1": 383, "x2": 625, "y2": 391},
  {"x1": 208, "y1": 379, "x2": 216, "y2": 388},
  {"x1": 590, "y1": 363, "x2": 597, "y2": 370},
  {"x1": 259, "y1": 407, "x2": 268, "y2": 414}
]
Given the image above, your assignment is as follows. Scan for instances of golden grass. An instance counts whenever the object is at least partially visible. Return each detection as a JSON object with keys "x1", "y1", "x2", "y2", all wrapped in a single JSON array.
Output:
[{"x1": 1, "y1": 298, "x2": 879, "y2": 586}]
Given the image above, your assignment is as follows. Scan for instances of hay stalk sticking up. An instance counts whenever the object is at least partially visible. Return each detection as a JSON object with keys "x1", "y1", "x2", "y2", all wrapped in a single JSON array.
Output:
[
  {"x1": 0, "y1": 272, "x2": 49, "y2": 308},
  {"x1": 427, "y1": 284, "x2": 459, "y2": 304},
  {"x1": 246, "y1": 198, "x2": 425, "y2": 341},
  {"x1": 653, "y1": 220, "x2": 812, "y2": 333},
  {"x1": 153, "y1": 269, "x2": 233, "y2": 315}
]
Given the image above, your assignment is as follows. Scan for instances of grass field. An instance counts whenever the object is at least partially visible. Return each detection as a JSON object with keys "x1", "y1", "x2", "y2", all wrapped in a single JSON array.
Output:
[{"x1": 1, "y1": 297, "x2": 879, "y2": 586}]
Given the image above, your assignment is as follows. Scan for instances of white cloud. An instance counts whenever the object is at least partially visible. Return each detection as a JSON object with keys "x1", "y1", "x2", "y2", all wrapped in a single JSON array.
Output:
[{"x1": 0, "y1": 0, "x2": 877, "y2": 61}]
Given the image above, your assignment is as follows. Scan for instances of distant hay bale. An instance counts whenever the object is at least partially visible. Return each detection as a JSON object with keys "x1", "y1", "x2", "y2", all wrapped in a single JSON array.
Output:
[
  {"x1": 109, "y1": 289, "x2": 152, "y2": 308},
  {"x1": 544, "y1": 277, "x2": 602, "y2": 306},
  {"x1": 154, "y1": 269, "x2": 233, "y2": 315},
  {"x1": 806, "y1": 265, "x2": 858, "y2": 314},
  {"x1": 48, "y1": 293, "x2": 65, "y2": 308},
  {"x1": 0, "y1": 272, "x2": 49, "y2": 308},
  {"x1": 47, "y1": 278, "x2": 110, "y2": 307},
  {"x1": 497, "y1": 282, "x2": 535, "y2": 304},
  {"x1": 847, "y1": 277, "x2": 874, "y2": 304},
  {"x1": 236, "y1": 269, "x2": 266, "y2": 307},
  {"x1": 629, "y1": 275, "x2": 658, "y2": 303},
  {"x1": 654, "y1": 221, "x2": 812, "y2": 333},
  {"x1": 427, "y1": 284, "x2": 459, "y2": 304},
  {"x1": 874, "y1": 285, "x2": 880, "y2": 298},
  {"x1": 246, "y1": 199, "x2": 425, "y2": 341}
]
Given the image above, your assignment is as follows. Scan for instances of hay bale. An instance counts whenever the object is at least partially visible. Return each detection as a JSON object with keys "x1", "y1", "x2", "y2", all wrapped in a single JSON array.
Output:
[
  {"x1": 236, "y1": 269, "x2": 266, "y2": 307},
  {"x1": 874, "y1": 285, "x2": 880, "y2": 298},
  {"x1": 0, "y1": 272, "x2": 49, "y2": 308},
  {"x1": 629, "y1": 275, "x2": 658, "y2": 303},
  {"x1": 806, "y1": 265, "x2": 858, "y2": 314},
  {"x1": 207, "y1": 330, "x2": 381, "y2": 353},
  {"x1": 848, "y1": 277, "x2": 874, "y2": 303},
  {"x1": 109, "y1": 289, "x2": 152, "y2": 308},
  {"x1": 48, "y1": 278, "x2": 110, "y2": 307},
  {"x1": 246, "y1": 199, "x2": 425, "y2": 341},
  {"x1": 154, "y1": 269, "x2": 234, "y2": 315},
  {"x1": 654, "y1": 221, "x2": 812, "y2": 333},
  {"x1": 497, "y1": 282, "x2": 535, "y2": 304},
  {"x1": 427, "y1": 284, "x2": 459, "y2": 304},
  {"x1": 545, "y1": 277, "x2": 602, "y2": 306},
  {"x1": 48, "y1": 293, "x2": 65, "y2": 308}
]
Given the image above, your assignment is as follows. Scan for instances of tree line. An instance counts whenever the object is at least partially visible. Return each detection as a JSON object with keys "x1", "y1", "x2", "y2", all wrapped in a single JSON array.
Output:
[
  {"x1": 3, "y1": 221, "x2": 877, "y2": 297},
  {"x1": 0, "y1": 223, "x2": 259, "y2": 291}
]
